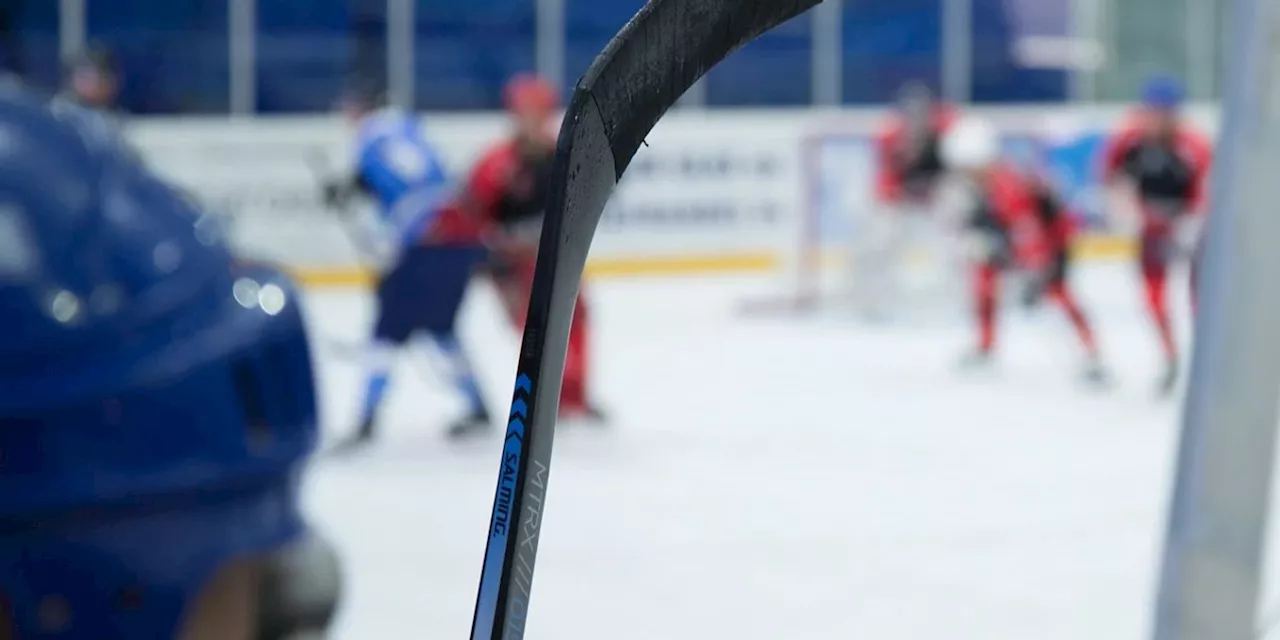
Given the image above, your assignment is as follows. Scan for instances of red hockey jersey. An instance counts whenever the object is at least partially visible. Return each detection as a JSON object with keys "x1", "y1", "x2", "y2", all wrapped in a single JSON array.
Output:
[
  {"x1": 1100, "y1": 114, "x2": 1212, "y2": 229},
  {"x1": 873, "y1": 105, "x2": 959, "y2": 204}
]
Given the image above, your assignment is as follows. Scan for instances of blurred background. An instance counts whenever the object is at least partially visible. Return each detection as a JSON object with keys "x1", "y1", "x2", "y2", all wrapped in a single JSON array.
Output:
[{"x1": 0, "y1": 0, "x2": 1231, "y2": 114}]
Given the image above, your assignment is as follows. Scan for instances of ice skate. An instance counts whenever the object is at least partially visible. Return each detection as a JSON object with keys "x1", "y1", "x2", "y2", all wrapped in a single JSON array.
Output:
[
  {"x1": 584, "y1": 404, "x2": 609, "y2": 422},
  {"x1": 956, "y1": 347, "x2": 995, "y2": 371},
  {"x1": 327, "y1": 417, "x2": 377, "y2": 456},
  {"x1": 446, "y1": 408, "x2": 493, "y2": 440},
  {"x1": 1157, "y1": 357, "x2": 1180, "y2": 397},
  {"x1": 1081, "y1": 355, "x2": 1112, "y2": 388}
]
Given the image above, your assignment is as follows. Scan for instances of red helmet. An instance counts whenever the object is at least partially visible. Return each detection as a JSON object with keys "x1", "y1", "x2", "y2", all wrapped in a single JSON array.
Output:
[{"x1": 503, "y1": 73, "x2": 558, "y2": 114}]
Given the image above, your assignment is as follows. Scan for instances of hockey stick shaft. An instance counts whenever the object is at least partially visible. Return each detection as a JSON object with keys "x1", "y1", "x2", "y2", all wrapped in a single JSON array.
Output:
[{"x1": 468, "y1": 0, "x2": 821, "y2": 638}]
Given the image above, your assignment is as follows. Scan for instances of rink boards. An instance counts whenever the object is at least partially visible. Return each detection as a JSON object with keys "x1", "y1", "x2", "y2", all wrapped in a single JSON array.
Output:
[{"x1": 127, "y1": 104, "x2": 1220, "y2": 287}]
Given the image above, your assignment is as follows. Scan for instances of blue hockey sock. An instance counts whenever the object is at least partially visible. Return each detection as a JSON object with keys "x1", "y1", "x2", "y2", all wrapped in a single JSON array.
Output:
[
  {"x1": 358, "y1": 340, "x2": 399, "y2": 426},
  {"x1": 359, "y1": 370, "x2": 391, "y2": 425},
  {"x1": 432, "y1": 333, "x2": 486, "y2": 416}
]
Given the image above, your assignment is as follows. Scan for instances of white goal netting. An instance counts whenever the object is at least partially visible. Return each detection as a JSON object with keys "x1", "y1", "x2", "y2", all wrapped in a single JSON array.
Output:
[{"x1": 745, "y1": 128, "x2": 971, "y2": 322}]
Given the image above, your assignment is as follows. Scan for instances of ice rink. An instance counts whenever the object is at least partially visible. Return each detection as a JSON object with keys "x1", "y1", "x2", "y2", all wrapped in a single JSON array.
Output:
[{"x1": 301, "y1": 262, "x2": 1201, "y2": 639}]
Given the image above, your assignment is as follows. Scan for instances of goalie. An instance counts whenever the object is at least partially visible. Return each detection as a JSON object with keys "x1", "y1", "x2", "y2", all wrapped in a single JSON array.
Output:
[
  {"x1": 854, "y1": 81, "x2": 960, "y2": 318},
  {"x1": 943, "y1": 117, "x2": 1107, "y2": 383}
]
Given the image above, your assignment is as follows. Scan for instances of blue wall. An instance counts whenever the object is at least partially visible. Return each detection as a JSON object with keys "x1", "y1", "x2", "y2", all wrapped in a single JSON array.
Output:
[{"x1": 9, "y1": 0, "x2": 1067, "y2": 114}]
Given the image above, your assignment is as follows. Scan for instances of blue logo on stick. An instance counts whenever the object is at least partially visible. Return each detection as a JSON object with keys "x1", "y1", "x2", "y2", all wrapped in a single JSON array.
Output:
[{"x1": 472, "y1": 372, "x2": 534, "y2": 640}]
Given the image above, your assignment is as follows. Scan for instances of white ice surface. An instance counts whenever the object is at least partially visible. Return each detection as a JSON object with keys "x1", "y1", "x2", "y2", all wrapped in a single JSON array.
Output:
[{"x1": 299, "y1": 262, "x2": 1197, "y2": 640}]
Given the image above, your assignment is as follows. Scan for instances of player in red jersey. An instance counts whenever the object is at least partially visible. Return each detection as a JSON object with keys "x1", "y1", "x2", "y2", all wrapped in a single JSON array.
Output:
[
  {"x1": 457, "y1": 73, "x2": 602, "y2": 420},
  {"x1": 1101, "y1": 76, "x2": 1212, "y2": 394},
  {"x1": 944, "y1": 117, "x2": 1107, "y2": 382}
]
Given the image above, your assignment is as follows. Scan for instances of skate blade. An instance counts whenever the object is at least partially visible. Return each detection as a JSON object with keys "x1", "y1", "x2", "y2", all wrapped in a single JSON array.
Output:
[
  {"x1": 446, "y1": 422, "x2": 494, "y2": 441},
  {"x1": 955, "y1": 356, "x2": 995, "y2": 373},
  {"x1": 1082, "y1": 373, "x2": 1114, "y2": 390},
  {"x1": 321, "y1": 436, "x2": 376, "y2": 459}
]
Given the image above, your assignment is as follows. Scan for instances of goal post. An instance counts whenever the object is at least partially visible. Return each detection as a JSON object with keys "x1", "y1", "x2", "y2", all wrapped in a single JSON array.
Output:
[
  {"x1": 746, "y1": 123, "x2": 975, "y2": 319},
  {"x1": 1152, "y1": 0, "x2": 1280, "y2": 638}
]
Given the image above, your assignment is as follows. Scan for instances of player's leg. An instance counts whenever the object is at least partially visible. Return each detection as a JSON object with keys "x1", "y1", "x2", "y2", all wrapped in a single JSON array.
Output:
[
  {"x1": 490, "y1": 245, "x2": 539, "y2": 329},
  {"x1": 1190, "y1": 234, "x2": 1203, "y2": 315},
  {"x1": 350, "y1": 254, "x2": 418, "y2": 445},
  {"x1": 432, "y1": 331, "x2": 493, "y2": 437},
  {"x1": 494, "y1": 272, "x2": 530, "y2": 328},
  {"x1": 961, "y1": 260, "x2": 1001, "y2": 367},
  {"x1": 561, "y1": 292, "x2": 590, "y2": 414},
  {"x1": 559, "y1": 289, "x2": 606, "y2": 421},
  {"x1": 413, "y1": 243, "x2": 495, "y2": 438},
  {"x1": 1043, "y1": 248, "x2": 1109, "y2": 383},
  {"x1": 489, "y1": 246, "x2": 601, "y2": 419},
  {"x1": 1139, "y1": 230, "x2": 1180, "y2": 392}
]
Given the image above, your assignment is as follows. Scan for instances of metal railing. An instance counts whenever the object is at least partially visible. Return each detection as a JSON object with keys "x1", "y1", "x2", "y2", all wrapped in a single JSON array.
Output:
[{"x1": 40, "y1": 0, "x2": 1223, "y2": 114}]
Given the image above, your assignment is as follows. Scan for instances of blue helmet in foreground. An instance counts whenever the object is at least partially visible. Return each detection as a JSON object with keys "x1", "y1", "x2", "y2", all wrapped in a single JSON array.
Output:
[
  {"x1": 0, "y1": 87, "x2": 318, "y2": 637},
  {"x1": 1141, "y1": 75, "x2": 1185, "y2": 110}
]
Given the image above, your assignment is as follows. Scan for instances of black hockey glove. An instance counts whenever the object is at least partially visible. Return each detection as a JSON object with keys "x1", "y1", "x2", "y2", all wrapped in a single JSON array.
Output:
[{"x1": 321, "y1": 180, "x2": 353, "y2": 211}]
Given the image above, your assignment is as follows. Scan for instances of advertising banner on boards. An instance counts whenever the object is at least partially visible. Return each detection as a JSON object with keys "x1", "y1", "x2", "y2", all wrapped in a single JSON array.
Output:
[{"x1": 125, "y1": 105, "x2": 1218, "y2": 284}]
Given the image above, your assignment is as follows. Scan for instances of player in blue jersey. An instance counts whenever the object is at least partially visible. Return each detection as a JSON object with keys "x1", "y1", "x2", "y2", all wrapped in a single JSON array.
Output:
[
  {"x1": 0, "y1": 85, "x2": 338, "y2": 638},
  {"x1": 324, "y1": 84, "x2": 493, "y2": 446}
]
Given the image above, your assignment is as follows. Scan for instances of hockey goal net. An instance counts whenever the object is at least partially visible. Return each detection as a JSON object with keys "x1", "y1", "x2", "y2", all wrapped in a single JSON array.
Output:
[{"x1": 744, "y1": 125, "x2": 970, "y2": 320}]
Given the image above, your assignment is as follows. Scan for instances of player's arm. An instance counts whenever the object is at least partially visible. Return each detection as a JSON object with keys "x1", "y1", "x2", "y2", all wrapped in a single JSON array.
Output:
[
  {"x1": 456, "y1": 146, "x2": 509, "y2": 227},
  {"x1": 1099, "y1": 121, "x2": 1144, "y2": 185},
  {"x1": 1098, "y1": 125, "x2": 1148, "y2": 231},
  {"x1": 456, "y1": 146, "x2": 534, "y2": 270},
  {"x1": 1171, "y1": 129, "x2": 1215, "y2": 255},
  {"x1": 321, "y1": 155, "x2": 375, "y2": 211}
]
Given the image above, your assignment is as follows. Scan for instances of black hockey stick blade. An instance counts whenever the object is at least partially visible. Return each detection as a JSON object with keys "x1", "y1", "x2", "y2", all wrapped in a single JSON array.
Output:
[{"x1": 468, "y1": 0, "x2": 821, "y2": 638}]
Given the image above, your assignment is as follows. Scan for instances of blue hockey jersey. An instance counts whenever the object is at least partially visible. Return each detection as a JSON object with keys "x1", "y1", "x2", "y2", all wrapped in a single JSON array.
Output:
[{"x1": 352, "y1": 109, "x2": 452, "y2": 249}]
